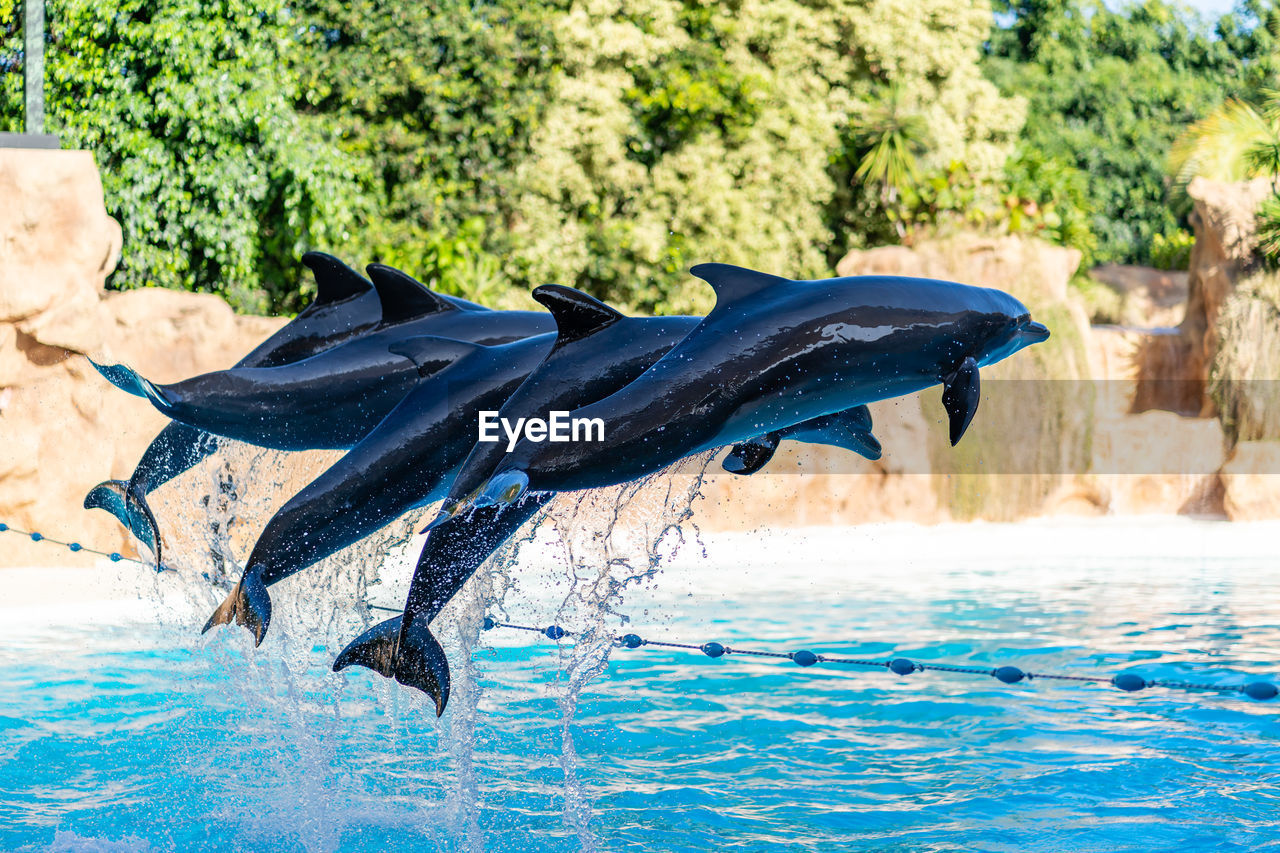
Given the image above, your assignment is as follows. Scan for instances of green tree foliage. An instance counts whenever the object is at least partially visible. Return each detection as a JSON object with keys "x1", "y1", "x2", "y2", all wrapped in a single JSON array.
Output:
[
  {"x1": 827, "y1": 0, "x2": 1026, "y2": 255},
  {"x1": 0, "y1": 0, "x2": 1073, "y2": 315},
  {"x1": 288, "y1": 0, "x2": 558, "y2": 305},
  {"x1": 986, "y1": 0, "x2": 1278, "y2": 265},
  {"x1": 849, "y1": 85, "x2": 928, "y2": 240},
  {"x1": 509, "y1": 0, "x2": 1022, "y2": 314},
  {"x1": 1170, "y1": 88, "x2": 1280, "y2": 269},
  {"x1": 0, "y1": 0, "x2": 359, "y2": 313},
  {"x1": 1169, "y1": 88, "x2": 1280, "y2": 196}
]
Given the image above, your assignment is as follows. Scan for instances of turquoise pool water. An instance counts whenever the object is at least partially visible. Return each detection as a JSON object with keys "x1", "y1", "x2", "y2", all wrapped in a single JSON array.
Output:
[{"x1": 1, "y1": 520, "x2": 1277, "y2": 852}]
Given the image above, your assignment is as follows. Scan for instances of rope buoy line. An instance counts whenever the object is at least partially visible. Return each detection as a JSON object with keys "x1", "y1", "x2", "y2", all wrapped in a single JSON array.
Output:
[
  {"x1": 411, "y1": 612, "x2": 1278, "y2": 702},
  {"x1": 0, "y1": 521, "x2": 161, "y2": 570},
  {"x1": 7, "y1": 523, "x2": 1276, "y2": 702}
]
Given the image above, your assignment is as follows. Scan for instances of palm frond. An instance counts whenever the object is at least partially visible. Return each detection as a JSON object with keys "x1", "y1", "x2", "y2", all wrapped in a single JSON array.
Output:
[{"x1": 1168, "y1": 99, "x2": 1275, "y2": 189}]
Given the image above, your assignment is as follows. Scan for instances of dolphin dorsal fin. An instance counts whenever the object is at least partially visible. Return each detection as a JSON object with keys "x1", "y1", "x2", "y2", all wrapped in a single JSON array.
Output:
[
  {"x1": 387, "y1": 335, "x2": 483, "y2": 376},
  {"x1": 690, "y1": 263, "x2": 789, "y2": 308},
  {"x1": 367, "y1": 264, "x2": 460, "y2": 325},
  {"x1": 301, "y1": 252, "x2": 373, "y2": 306},
  {"x1": 532, "y1": 285, "x2": 626, "y2": 349}
]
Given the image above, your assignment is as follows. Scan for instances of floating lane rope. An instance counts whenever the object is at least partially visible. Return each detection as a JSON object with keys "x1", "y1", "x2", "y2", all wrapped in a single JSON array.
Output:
[
  {"x1": 417, "y1": 613, "x2": 1276, "y2": 703},
  {"x1": 0, "y1": 521, "x2": 163, "y2": 570},
  {"x1": 8, "y1": 522, "x2": 1275, "y2": 702}
]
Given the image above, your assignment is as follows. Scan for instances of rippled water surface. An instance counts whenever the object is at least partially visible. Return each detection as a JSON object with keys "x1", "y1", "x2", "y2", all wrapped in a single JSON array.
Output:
[{"x1": 2, "y1": 520, "x2": 1278, "y2": 852}]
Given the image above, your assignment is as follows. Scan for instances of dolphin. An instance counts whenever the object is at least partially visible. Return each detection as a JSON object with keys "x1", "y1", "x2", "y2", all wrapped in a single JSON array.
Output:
[
  {"x1": 88, "y1": 265, "x2": 555, "y2": 452},
  {"x1": 474, "y1": 264, "x2": 1050, "y2": 506},
  {"x1": 202, "y1": 288, "x2": 710, "y2": 645},
  {"x1": 199, "y1": 331, "x2": 554, "y2": 645},
  {"x1": 85, "y1": 259, "x2": 552, "y2": 565},
  {"x1": 328, "y1": 292, "x2": 886, "y2": 715},
  {"x1": 329, "y1": 413, "x2": 884, "y2": 716},
  {"x1": 83, "y1": 252, "x2": 385, "y2": 562},
  {"x1": 432, "y1": 296, "x2": 701, "y2": 523}
]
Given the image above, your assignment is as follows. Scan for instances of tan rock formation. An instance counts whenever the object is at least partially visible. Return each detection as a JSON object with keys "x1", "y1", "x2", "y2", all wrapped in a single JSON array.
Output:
[
  {"x1": 837, "y1": 233, "x2": 1079, "y2": 304},
  {"x1": 1091, "y1": 411, "x2": 1226, "y2": 517},
  {"x1": 0, "y1": 150, "x2": 121, "y2": 324},
  {"x1": 1132, "y1": 176, "x2": 1272, "y2": 415},
  {"x1": 1088, "y1": 264, "x2": 1189, "y2": 328},
  {"x1": 1220, "y1": 441, "x2": 1280, "y2": 520},
  {"x1": 0, "y1": 149, "x2": 285, "y2": 567}
]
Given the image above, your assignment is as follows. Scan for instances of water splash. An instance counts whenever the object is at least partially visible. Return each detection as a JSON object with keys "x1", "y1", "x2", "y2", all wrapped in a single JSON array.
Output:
[
  {"x1": 120, "y1": 434, "x2": 718, "y2": 850},
  {"x1": 530, "y1": 452, "x2": 716, "y2": 848},
  {"x1": 128, "y1": 440, "x2": 452, "y2": 849}
]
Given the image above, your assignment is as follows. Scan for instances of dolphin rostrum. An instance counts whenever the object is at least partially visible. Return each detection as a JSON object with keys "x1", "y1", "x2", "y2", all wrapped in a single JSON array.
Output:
[{"x1": 474, "y1": 264, "x2": 1050, "y2": 507}]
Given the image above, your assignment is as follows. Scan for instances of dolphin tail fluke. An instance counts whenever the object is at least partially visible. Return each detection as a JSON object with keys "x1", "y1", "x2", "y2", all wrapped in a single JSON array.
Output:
[
  {"x1": 202, "y1": 571, "x2": 272, "y2": 646},
  {"x1": 333, "y1": 614, "x2": 451, "y2": 716},
  {"x1": 87, "y1": 359, "x2": 174, "y2": 412},
  {"x1": 83, "y1": 480, "x2": 163, "y2": 568},
  {"x1": 394, "y1": 615, "x2": 452, "y2": 716},
  {"x1": 333, "y1": 615, "x2": 401, "y2": 678}
]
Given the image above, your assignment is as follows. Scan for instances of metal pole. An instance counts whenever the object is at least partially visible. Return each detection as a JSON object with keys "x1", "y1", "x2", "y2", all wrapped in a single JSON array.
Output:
[{"x1": 23, "y1": 0, "x2": 44, "y2": 135}]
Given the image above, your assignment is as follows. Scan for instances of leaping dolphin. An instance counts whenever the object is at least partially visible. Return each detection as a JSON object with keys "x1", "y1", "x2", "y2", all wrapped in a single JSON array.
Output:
[
  {"x1": 83, "y1": 252, "x2": 385, "y2": 562},
  {"x1": 474, "y1": 264, "x2": 1050, "y2": 507},
  {"x1": 329, "y1": 290, "x2": 886, "y2": 715},
  {"x1": 88, "y1": 266, "x2": 556, "y2": 452},
  {"x1": 86, "y1": 259, "x2": 553, "y2": 564},
  {"x1": 202, "y1": 288, "x2": 709, "y2": 646}
]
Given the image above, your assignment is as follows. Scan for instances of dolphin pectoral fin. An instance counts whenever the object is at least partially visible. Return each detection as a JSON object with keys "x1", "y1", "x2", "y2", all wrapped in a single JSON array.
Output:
[
  {"x1": 941, "y1": 357, "x2": 981, "y2": 446},
  {"x1": 84, "y1": 480, "x2": 163, "y2": 568},
  {"x1": 87, "y1": 359, "x2": 174, "y2": 412},
  {"x1": 723, "y1": 433, "x2": 781, "y2": 475},
  {"x1": 777, "y1": 405, "x2": 882, "y2": 461},
  {"x1": 333, "y1": 615, "x2": 402, "y2": 678},
  {"x1": 393, "y1": 615, "x2": 451, "y2": 717},
  {"x1": 333, "y1": 614, "x2": 451, "y2": 716},
  {"x1": 202, "y1": 572, "x2": 272, "y2": 646},
  {"x1": 479, "y1": 470, "x2": 529, "y2": 507}
]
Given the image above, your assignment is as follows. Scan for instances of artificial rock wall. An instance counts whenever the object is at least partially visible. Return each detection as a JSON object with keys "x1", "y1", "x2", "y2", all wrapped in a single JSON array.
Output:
[
  {"x1": 1, "y1": 154, "x2": 1277, "y2": 568},
  {"x1": 0, "y1": 149, "x2": 285, "y2": 566}
]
